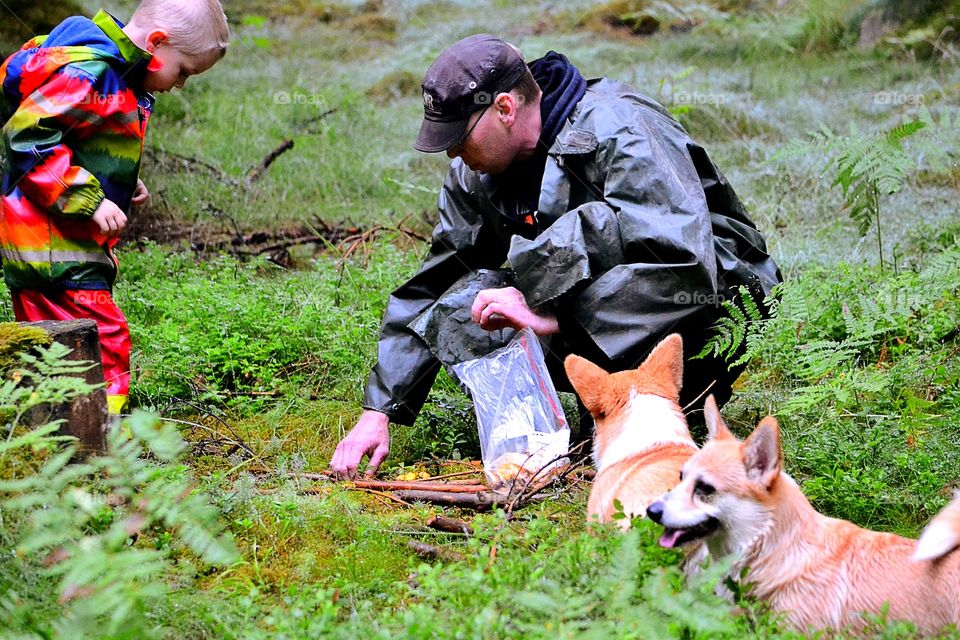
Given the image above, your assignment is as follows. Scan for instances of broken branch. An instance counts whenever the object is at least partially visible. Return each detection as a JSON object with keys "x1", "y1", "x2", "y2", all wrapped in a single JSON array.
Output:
[
  {"x1": 352, "y1": 480, "x2": 488, "y2": 493},
  {"x1": 246, "y1": 139, "x2": 295, "y2": 184}
]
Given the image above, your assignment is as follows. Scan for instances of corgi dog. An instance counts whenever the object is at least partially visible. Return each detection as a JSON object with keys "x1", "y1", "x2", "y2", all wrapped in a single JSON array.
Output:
[
  {"x1": 564, "y1": 334, "x2": 697, "y2": 529},
  {"x1": 647, "y1": 396, "x2": 960, "y2": 635}
]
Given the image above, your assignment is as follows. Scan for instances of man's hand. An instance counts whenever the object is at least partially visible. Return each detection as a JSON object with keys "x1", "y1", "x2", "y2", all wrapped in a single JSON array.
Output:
[
  {"x1": 330, "y1": 410, "x2": 390, "y2": 480},
  {"x1": 131, "y1": 179, "x2": 150, "y2": 206},
  {"x1": 91, "y1": 199, "x2": 127, "y2": 237},
  {"x1": 471, "y1": 286, "x2": 560, "y2": 336}
]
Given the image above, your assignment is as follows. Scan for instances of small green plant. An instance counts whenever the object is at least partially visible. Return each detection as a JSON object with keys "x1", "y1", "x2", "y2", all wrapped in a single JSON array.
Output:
[
  {"x1": 0, "y1": 341, "x2": 99, "y2": 441},
  {"x1": 0, "y1": 345, "x2": 239, "y2": 639},
  {"x1": 775, "y1": 109, "x2": 959, "y2": 269}
]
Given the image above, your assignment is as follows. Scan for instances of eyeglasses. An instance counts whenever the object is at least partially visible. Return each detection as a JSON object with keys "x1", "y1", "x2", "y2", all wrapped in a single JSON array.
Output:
[{"x1": 448, "y1": 106, "x2": 489, "y2": 154}]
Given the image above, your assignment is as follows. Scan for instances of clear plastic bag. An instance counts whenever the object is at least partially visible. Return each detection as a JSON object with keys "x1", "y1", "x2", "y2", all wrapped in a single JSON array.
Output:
[{"x1": 452, "y1": 326, "x2": 570, "y2": 490}]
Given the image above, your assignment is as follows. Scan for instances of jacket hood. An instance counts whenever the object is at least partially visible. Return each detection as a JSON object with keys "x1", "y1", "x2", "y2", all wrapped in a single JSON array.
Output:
[
  {"x1": 1, "y1": 11, "x2": 151, "y2": 116},
  {"x1": 41, "y1": 14, "x2": 126, "y2": 62}
]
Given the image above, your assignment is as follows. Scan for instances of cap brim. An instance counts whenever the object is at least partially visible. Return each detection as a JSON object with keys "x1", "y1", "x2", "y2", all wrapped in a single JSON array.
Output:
[{"x1": 415, "y1": 117, "x2": 469, "y2": 153}]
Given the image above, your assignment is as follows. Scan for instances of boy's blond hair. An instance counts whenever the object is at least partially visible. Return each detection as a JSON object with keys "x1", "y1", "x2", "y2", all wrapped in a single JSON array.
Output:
[{"x1": 130, "y1": 0, "x2": 230, "y2": 60}]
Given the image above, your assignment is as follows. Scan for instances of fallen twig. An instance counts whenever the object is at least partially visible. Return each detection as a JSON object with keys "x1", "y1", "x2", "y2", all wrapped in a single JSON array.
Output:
[
  {"x1": 682, "y1": 379, "x2": 717, "y2": 416},
  {"x1": 297, "y1": 108, "x2": 338, "y2": 133},
  {"x1": 407, "y1": 540, "x2": 465, "y2": 562},
  {"x1": 358, "y1": 488, "x2": 410, "y2": 507},
  {"x1": 252, "y1": 235, "x2": 329, "y2": 256},
  {"x1": 145, "y1": 147, "x2": 241, "y2": 186},
  {"x1": 426, "y1": 514, "x2": 474, "y2": 535},
  {"x1": 422, "y1": 469, "x2": 483, "y2": 482},
  {"x1": 395, "y1": 213, "x2": 431, "y2": 243},
  {"x1": 159, "y1": 414, "x2": 256, "y2": 460},
  {"x1": 352, "y1": 480, "x2": 488, "y2": 493},
  {"x1": 246, "y1": 139, "x2": 295, "y2": 184},
  {"x1": 392, "y1": 489, "x2": 505, "y2": 509},
  {"x1": 289, "y1": 471, "x2": 332, "y2": 481}
]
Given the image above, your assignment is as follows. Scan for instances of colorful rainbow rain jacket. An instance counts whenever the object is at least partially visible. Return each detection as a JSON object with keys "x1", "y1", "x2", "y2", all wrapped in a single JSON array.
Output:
[{"x1": 0, "y1": 10, "x2": 155, "y2": 291}]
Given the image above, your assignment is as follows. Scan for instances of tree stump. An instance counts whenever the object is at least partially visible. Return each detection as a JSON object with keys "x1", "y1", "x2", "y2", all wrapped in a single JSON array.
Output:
[{"x1": 24, "y1": 320, "x2": 107, "y2": 455}]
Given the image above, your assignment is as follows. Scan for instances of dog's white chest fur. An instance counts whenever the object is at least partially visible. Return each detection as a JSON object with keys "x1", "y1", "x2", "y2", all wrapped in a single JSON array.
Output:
[{"x1": 596, "y1": 392, "x2": 691, "y2": 470}]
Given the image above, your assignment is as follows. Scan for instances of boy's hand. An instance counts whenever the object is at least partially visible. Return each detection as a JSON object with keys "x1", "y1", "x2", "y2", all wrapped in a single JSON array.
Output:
[
  {"x1": 131, "y1": 179, "x2": 150, "y2": 206},
  {"x1": 92, "y1": 199, "x2": 127, "y2": 237}
]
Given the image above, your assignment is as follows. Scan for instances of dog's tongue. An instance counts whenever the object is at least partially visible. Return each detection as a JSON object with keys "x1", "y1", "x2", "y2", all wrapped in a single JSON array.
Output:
[{"x1": 659, "y1": 528, "x2": 685, "y2": 548}]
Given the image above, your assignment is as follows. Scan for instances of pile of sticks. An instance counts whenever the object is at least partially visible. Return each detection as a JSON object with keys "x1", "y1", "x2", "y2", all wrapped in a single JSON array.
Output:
[{"x1": 285, "y1": 442, "x2": 591, "y2": 512}]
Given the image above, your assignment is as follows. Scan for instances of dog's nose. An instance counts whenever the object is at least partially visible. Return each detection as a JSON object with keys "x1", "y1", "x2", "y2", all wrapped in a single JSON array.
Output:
[{"x1": 647, "y1": 500, "x2": 664, "y2": 523}]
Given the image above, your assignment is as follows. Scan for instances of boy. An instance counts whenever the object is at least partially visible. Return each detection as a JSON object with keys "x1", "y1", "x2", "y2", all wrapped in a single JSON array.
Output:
[{"x1": 0, "y1": 1, "x2": 229, "y2": 414}]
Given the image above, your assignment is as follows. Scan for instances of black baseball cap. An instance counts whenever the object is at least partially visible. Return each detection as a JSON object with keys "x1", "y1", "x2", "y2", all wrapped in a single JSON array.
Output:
[{"x1": 415, "y1": 34, "x2": 527, "y2": 153}]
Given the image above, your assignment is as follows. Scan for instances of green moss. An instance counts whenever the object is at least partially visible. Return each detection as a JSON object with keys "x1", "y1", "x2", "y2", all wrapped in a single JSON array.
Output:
[
  {"x1": 850, "y1": 0, "x2": 960, "y2": 59},
  {"x1": 563, "y1": 0, "x2": 775, "y2": 39},
  {"x1": 0, "y1": 322, "x2": 50, "y2": 372},
  {"x1": 573, "y1": 1, "x2": 663, "y2": 36}
]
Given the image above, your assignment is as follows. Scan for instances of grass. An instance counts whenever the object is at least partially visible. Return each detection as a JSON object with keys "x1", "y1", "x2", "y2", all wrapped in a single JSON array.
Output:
[{"x1": 1, "y1": 0, "x2": 960, "y2": 637}]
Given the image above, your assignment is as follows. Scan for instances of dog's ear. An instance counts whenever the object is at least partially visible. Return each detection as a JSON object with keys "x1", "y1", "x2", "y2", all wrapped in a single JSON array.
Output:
[
  {"x1": 640, "y1": 334, "x2": 683, "y2": 400},
  {"x1": 564, "y1": 354, "x2": 610, "y2": 417},
  {"x1": 704, "y1": 395, "x2": 735, "y2": 441},
  {"x1": 743, "y1": 416, "x2": 782, "y2": 489}
]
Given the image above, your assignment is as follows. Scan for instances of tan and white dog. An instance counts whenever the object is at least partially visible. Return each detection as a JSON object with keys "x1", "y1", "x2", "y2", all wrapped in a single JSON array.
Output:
[
  {"x1": 564, "y1": 334, "x2": 697, "y2": 529},
  {"x1": 647, "y1": 396, "x2": 960, "y2": 635}
]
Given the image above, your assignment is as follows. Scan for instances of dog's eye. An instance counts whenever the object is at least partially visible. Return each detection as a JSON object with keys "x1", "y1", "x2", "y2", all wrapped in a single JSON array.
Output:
[
  {"x1": 694, "y1": 480, "x2": 715, "y2": 497},
  {"x1": 679, "y1": 470, "x2": 684, "y2": 481}
]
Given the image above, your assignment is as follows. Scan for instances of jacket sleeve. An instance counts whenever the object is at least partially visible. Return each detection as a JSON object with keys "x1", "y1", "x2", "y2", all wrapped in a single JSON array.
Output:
[
  {"x1": 2, "y1": 64, "x2": 107, "y2": 218},
  {"x1": 362, "y1": 164, "x2": 510, "y2": 425},
  {"x1": 508, "y1": 119, "x2": 719, "y2": 365}
]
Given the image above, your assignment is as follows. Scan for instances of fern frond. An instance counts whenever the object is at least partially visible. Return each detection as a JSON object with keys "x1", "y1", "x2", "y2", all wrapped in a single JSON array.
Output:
[
  {"x1": 886, "y1": 119, "x2": 926, "y2": 143},
  {"x1": 697, "y1": 285, "x2": 776, "y2": 369}
]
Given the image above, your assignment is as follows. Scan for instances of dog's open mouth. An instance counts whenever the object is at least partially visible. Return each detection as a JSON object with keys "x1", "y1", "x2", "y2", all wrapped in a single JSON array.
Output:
[{"x1": 658, "y1": 517, "x2": 719, "y2": 548}]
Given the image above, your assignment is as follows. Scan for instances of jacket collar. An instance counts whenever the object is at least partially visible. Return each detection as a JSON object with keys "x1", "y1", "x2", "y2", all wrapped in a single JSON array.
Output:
[{"x1": 92, "y1": 10, "x2": 153, "y2": 67}]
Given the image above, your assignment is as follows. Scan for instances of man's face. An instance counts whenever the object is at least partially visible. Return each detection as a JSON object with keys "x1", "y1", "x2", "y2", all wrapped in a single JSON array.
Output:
[{"x1": 445, "y1": 98, "x2": 517, "y2": 174}]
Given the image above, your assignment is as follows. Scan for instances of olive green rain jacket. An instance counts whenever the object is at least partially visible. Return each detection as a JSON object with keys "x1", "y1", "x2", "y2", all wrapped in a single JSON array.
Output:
[{"x1": 364, "y1": 78, "x2": 782, "y2": 425}]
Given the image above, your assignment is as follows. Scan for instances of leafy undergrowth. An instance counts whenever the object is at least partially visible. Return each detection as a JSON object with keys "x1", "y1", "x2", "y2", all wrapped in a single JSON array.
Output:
[
  {"x1": 118, "y1": 241, "x2": 419, "y2": 410},
  {"x1": 5, "y1": 238, "x2": 960, "y2": 639},
  {"x1": 1, "y1": 0, "x2": 959, "y2": 637},
  {"x1": 709, "y1": 246, "x2": 960, "y2": 537}
]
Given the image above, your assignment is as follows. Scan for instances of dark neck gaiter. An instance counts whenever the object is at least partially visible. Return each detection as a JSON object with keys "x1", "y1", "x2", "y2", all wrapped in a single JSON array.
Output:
[
  {"x1": 495, "y1": 51, "x2": 587, "y2": 218},
  {"x1": 532, "y1": 51, "x2": 588, "y2": 152}
]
